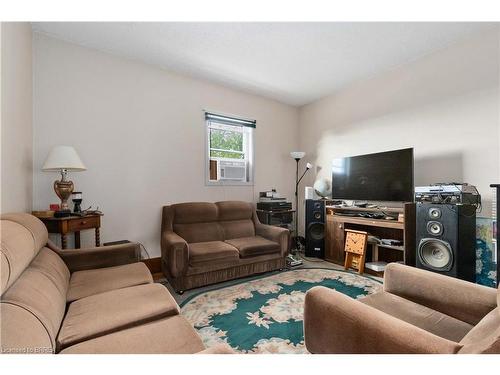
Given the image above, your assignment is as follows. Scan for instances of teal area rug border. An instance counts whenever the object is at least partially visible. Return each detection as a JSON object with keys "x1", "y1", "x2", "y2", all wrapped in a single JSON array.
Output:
[{"x1": 178, "y1": 267, "x2": 382, "y2": 308}]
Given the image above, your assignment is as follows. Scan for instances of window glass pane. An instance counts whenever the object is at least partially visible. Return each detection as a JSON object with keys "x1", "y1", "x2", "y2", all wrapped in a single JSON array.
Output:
[
  {"x1": 206, "y1": 115, "x2": 254, "y2": 185},
  {"x1": 209, "y1": 127, "x2": 243, "y2": 152}
]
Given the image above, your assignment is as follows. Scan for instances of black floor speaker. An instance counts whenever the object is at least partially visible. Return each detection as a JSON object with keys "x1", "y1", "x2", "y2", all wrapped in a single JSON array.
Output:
[
  {"x1": 415, "y1": 203, "x2": 476, "y2": 282},
  {"x1": 305, "y1": 199, "x2": 325, "y2": 258}
]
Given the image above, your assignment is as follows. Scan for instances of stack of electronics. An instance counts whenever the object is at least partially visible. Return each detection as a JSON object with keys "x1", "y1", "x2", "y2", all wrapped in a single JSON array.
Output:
[
  {"x1": 414, "y1": 183, "x2": 481, "y2": 208},
  {"x1": 256, "y1": 190, "x2": 300, "y2": 267},
  {"x1": 256, "y1": 190, "x2": 293, "y2": 229},
  {"x1": 257, "y1": 190, "x2": 292, "y2": 211}
]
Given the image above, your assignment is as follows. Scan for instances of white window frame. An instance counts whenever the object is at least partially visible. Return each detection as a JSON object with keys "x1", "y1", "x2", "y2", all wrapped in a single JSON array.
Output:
[{"x1": 205, "y1": 112, "x2": 255, "y2": 186}]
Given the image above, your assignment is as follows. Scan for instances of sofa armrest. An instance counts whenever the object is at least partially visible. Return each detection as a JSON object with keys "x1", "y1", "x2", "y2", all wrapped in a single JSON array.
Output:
[
  {"x1": 384, "y1": 263, "x2": 498, "y2": 325},
  {"x1": 255, "y1": 223, "x2": 290, "y2": 257},
  {"x1": 53, "y1": 242, "x2": 141, "y2": 273},
  {"x1": 161, "y1": 231, "x2": 189, "y2": 277},
  {"x1": 197, "y1": 343, "x2": 235, "y2": 354},
  {"x1": 304, "y1": 286, "x2": 462, "y2": 354}
]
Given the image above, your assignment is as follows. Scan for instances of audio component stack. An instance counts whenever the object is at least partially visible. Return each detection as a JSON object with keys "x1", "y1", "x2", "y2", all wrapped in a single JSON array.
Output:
[{"x1": 415, "y1": 183, "x2": 481, "y2": 207}]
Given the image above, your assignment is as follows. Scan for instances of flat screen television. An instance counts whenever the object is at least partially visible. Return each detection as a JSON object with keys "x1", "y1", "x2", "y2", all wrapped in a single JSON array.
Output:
[{"x1": 331, "y1": 148, "x2": 414, "y2": 202}]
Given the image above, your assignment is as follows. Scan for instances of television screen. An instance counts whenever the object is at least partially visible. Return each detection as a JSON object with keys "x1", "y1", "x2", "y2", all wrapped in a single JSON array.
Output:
[{"x1": 331, "y1": 148, "x2": 414, "y2": 202}]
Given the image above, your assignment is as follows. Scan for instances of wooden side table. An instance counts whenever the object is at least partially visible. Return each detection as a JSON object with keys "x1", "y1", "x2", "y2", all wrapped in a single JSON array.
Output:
[{"x1": 38, "y1": 214, "x2": 102, "y2": 249}]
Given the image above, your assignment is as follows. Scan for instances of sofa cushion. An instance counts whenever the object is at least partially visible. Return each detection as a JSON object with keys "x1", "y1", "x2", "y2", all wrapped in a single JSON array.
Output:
[
  {"x1": 57, "y1": 283, "x2": 179, "y2": 350},
  {"x1": 225, "y1": 236, "x2": 280, "y2": 258},
  {"x1": 360, "y1": 291, "x2": 473, "y2": 342},
  {"x1": 0, "y1": 303, "x2": 54, "y2": 354},
  {"x1": 216, "y1": 201, "x2": 253, "y2": 221},
  {"x1": 59, "y1": 316, "x2": 205, "y2": 354},
  {"x1": 459, "y1": 307, "x2": 500, "y2": 353},
  {"x1": 220, "y1": 219, "x2": 255, "y2": 239},
  {"x1": 174, "y1": 222, "x2": 224, "y2": 244},
  {"x1": 383, "y1": 262, "x2": 497, "y2": 326},
  {"x1": 31, "y1": 247, "x2": 70, "y2": 298},
  {"x1": 1, "y1": 265, "x2": 68, "y2": 351},
  {"x1": 172, "y1": 202, "x2": 218, "y2": 224},
  {"x1": 1, "y1": 213, "x2": 49, "y2": 294},
  {"x1": 66, "y1": 262, "x2": 153, "y2": 303},
  {"x1": 189, "y1": 241, "x2": 239, "y2": 265}
]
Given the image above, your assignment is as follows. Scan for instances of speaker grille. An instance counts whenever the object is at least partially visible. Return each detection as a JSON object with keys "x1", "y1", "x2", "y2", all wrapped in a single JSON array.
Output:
[
  {"x1": 305, "y1": 199, "x2": 326, "y2": 258},
  {"x1": 307, "y1": 222, "x2": 325, "y2": 241},
  {"x1": 418, "y1": 239, "x2": 453, "y2": 271}
]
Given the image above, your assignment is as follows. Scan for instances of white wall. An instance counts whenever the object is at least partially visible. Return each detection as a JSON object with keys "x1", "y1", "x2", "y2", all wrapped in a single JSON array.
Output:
[
  {"x1": 0, "y1": 23, "x2": 33, "y2": 213},
  {"x1": 298, "y1": 28, "x2": 500, "y2": 235},
  {"x1": 32, "y1": 28, "x2": 500, "y2": 250},
  {"x1": 33, "y1": 34, "x2": 299, "y2": 256}
]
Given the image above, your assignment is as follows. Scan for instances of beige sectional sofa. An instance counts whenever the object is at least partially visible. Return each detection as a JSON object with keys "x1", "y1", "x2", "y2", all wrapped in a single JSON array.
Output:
[
  {"x1": 0, "y1": 213, "x2": 231, "y2": 354},
  {"x1": 161, "y1": 201, "x2": 290, "y2": 293},
  {"x1": 304, "y1": 263, "x2": 500, "y2": 354}
]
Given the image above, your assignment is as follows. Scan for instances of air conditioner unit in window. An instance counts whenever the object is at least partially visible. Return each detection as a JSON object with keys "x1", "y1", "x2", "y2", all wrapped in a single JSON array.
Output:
[{"x1": 218, "y1": 160, "x2": 247, "y2": 182}]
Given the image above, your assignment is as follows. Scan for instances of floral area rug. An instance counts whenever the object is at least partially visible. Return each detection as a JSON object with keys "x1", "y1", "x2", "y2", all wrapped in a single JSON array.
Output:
[{"x1": 180, "y1": 268, "x2": 382, "y2": 354}]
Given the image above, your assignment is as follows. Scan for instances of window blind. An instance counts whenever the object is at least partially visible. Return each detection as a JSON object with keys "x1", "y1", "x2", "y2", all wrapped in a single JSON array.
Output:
[{"x1": 205, "y1": 112, "x2": 256, "y2": 128}]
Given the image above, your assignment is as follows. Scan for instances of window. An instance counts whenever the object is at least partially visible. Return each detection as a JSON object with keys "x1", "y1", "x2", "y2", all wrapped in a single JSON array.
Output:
[{"x1": 205, "y1": 112, "x2": 255, "y2": 185}]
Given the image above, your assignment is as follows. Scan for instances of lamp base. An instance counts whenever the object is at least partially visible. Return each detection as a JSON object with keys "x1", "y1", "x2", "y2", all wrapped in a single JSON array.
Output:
[{"x1": 54, "y1": 178, "x2": 74, "y2": 211}]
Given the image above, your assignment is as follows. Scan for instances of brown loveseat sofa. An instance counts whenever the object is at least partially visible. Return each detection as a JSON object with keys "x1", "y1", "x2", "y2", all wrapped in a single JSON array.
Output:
[
  {"x1": 0, "y1": 213, "x2": 232, "y2": 354},
  {"x1": 304, "y1": 262, "x2": 500, "y2": 354},
  {"x1": 161, "y1": 201, "x2": 290, "y2": 293}
]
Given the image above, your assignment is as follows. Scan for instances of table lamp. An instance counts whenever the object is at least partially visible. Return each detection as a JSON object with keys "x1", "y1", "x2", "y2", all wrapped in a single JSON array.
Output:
[{"x1": 42, "y1": 146, "x2": 86, "y2": 215}]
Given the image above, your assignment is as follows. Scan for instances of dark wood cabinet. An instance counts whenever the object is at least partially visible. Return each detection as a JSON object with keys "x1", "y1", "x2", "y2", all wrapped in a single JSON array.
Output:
[
  {"x1": 324, "y1": 203, "x2": 416, "y2": 271},
  {"x1": 325, "y1": 215, "x2": 346, "y2": 264}
]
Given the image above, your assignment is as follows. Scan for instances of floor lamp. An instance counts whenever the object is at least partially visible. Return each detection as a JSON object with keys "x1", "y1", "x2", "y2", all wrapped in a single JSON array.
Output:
[{"x1": 290, "y1": 151, "x2": 312, "y2": 252}]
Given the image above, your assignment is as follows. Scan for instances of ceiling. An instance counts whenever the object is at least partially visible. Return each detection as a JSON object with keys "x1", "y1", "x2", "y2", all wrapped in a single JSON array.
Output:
[{"x1": 32, "y1": 22, "x2": 496, "y2": 106}]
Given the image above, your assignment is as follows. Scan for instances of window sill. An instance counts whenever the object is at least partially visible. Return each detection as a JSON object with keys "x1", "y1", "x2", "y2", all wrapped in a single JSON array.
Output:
[{"x1": 206, "y1": 180, "x2": 254, "y2": 187}]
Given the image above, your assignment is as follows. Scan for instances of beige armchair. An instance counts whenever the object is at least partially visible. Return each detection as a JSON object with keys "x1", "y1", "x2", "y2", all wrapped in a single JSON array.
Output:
[{"x1": 304, "y1": 263, "x2": 500, "y2": 354}]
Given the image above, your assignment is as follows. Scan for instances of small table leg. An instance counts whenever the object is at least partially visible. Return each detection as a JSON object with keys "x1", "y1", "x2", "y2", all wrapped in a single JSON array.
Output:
[
  {"x1": 95, "y1": 227, "x2": 100, "y2": 247},
  {"x1": 74, "y1": 231, "x2": 81, "y2": 249},
  {"x1": 61, "y1": 234, "x2": 68, "y2": 250}
]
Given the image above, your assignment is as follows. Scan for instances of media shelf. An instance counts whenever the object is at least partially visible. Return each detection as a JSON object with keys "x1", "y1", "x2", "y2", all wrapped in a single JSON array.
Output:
[
  {"x1": 376, "y1": 243, "x2": 405, "y2": 252},
  {"x1": 326, "y1": 206, "x2": 405, "y2": 213},
  {"x1": 324, "y1": 203, "x2": 416, "y2": 272}
]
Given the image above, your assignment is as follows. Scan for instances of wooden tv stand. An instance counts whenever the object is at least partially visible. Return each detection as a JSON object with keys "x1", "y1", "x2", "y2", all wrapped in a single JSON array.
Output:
[{"x1": 324, "y1": 204, "x2": 416, "y2": 273}]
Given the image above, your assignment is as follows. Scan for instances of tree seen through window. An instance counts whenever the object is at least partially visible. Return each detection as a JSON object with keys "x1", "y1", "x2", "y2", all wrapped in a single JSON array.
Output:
[{"x1": 209, "y1": 128, "x2": 244, "y2": 159}]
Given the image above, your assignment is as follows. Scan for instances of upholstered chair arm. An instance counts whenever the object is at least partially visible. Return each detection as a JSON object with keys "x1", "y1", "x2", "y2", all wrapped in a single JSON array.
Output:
[
  {"x1": 48, "y1": 240, "x2": 141, "y2": 273},
  {"x1": 383, "y1": 263, "x2": 498, "y2": 326},
  {"x1": 161, "y1": 231, "x2": 189, "y2": 277},
  {"x1": 197, "y1": 343, "x2": 235, "y2": 354},
  {"x1": 304, "y1": 286, "x2": 462, "y2": 354},
  {"x1": 255, "y1": 223, "x2": 290, "y2": 256}
]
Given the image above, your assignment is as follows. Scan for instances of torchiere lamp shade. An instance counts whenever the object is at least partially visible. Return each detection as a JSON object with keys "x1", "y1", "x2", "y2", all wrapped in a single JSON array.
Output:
[{"x1": 290, "y1": 151, "x2": 306, "y2": 160}]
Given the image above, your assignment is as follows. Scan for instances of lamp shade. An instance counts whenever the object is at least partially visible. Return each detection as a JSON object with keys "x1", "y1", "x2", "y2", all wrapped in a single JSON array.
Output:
[
  {"x1": 42, "y1": 146, "x2": 87, "y2": 171},
  {"x1": 290, "y1": 151, "x2": 306, "y2": 160}
]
